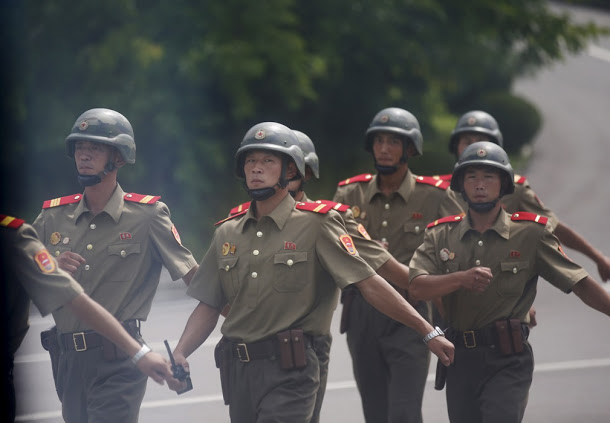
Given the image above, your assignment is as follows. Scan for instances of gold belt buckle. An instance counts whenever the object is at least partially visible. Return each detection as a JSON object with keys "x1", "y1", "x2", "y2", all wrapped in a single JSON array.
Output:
[
  {"x1": 463, "y1": 331, "x2": 476, "y2": 348},
  {"x1": 236, "y1": 343, "x2": 250, "y2": 362},
  {"x1": 73, "y1": 332, "x2": 87, "y2": 351}
]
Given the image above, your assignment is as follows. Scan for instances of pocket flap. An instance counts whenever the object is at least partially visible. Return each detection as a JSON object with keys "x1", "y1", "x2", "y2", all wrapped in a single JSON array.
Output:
[{"x1": 108, "y1": 243, "x2": 141, "y2": 258}]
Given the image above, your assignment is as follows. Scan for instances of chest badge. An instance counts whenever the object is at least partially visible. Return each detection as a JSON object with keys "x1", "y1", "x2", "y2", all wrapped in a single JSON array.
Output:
[
  {"x1": 230, "y1": 244, "x2": 237, "y2": 255},
  {"x1": 50, "y1": 232, "x2": 61, "y2": 245},
  {"x1": 440, "y1": 248, "x2": 455, "y2": 262},
  {"x1": 340, "y1": 234, "x2": 358, "y2": 255},
  {"x1": 509, "y1": 250, "x2": 521, "y2": 258},
  {"x1": 351, "y1": 205, "x2": 361, "y2": 218},
  {"x1": 357, "y1": 223, "x2": 371, "y2": 240},
  {"x1": 284, "y1": 241, "x2": 296, "y2": 250},
  {"x1": 120, "y1": 232, "x2": 133, "y2": 241},
  {"x1": 34, "y1": 249, "x2": 56, "y2": 273},
  {"x1": 412, "y1": 212, "x2": 423, "y2": 219},
  {"x1": 222, "y1": 242, "x2": 231, "y2": 256}
]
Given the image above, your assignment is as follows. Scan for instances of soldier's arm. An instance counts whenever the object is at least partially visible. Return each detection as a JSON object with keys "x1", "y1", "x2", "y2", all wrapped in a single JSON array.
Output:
[
  {"x1": 571, "y1": 276, "x2": 610, "y2": 317},
  {"x1": 409, "y1": 267, "x2": 492, "y2": 301},
  {"x1": 553, "y1": 222, "x2": 610, "y2": 281},
  {"x1": 182, "y1": 264, "x2": 199, "y2": 286},
  {"x1": 376, "y1": 257, "x2": 410, "y2": 289}
]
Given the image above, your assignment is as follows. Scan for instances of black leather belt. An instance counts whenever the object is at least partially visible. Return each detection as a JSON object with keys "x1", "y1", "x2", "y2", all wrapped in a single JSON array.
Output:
[
  {"x1": 229, "y1": 333, "x2": 313, "y2": 363},
  {"x1": 60, "y1": 320, "x2": 140, "y2": 352},
  {"x1": 446, "y1": 324, "x2": 529, "y2": 349}
]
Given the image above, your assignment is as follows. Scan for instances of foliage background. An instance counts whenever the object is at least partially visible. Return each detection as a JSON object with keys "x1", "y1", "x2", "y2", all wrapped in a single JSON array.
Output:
[{"x1": 1, "y1": 0, "x2": 606, "y2": 256}]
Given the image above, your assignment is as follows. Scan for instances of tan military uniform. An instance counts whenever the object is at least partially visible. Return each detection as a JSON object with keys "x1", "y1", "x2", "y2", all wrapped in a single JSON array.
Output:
[
  {"x1": 409, "y1": 209, "x2": 587, "y2": 422},
  {"x1": 32, "y1": 184, "x2": 197, "y2": 423},
  {"x1": 332, "y1": 170, "x2": 461, "y2": 423},
  {"x1": 189, "y1": 193, "x2": 375, "y2": 422},
  {"x1": 2, "y1": 216, "x2": 83, "y2": 423}
]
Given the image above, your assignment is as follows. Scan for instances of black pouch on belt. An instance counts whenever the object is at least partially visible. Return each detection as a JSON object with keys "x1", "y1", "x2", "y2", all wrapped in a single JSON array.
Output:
[
  {"x1": 277, "y1": 330, "x2": 295, "y2": 370},
  {"x1": 214, "y1": 338, "x2": 231, "y2": 405},
  {"x1": 339, "y1": 288, "x2": 355, "y2": 334},
  {"x1": 509, "y1": 319, "x2": 524, "y2": 353},
  {"x1": 40, "y1": 326, "x2": 60, "y2": 385},
  {"x1": 495, "y1": 320, "x2": 514, "y2": 355},
  {"x1": 290, "y1": 329, "x2": 307, "y2": 369}
]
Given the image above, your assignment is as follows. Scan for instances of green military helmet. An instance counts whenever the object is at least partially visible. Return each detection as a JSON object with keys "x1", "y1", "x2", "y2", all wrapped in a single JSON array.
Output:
[
  {"x1": 293, "y1": 130, "x2": 319, "y2": 179},
  {"x1": 451, "y1": 141, "x2": 514, "y2": 195},
  {"x1": 449, "y1": 110, "x2": 503, "y2": 155},
  {"x1": 365, "y1": 107, "x2": 423, "y2": 156},
  {"x1": 235, "y1": 122, "x2": 306, "y2": 179},
  {"x1": 65, "y1": 108, "x2": 136, "y2": 164}
]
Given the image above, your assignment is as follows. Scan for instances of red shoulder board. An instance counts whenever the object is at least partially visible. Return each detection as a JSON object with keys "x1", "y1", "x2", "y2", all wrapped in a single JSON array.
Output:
[
  {"x1": 514, "y1": 174, "x2": 527, "y2": 185},
  {"x1": 296, "y1": 202, "x2": 332, "y2": 214},
  {"x1": 0, "y1": 215, "x2": 25, "y2": 229},
  {"x1": 314, "y1": 199, "x2": 351, "y2": 213},
  {"x1": 124, "y1": 193, "x2": 161, "y2": 204},
  {"x1": 215, "y1": 209, "x2": 247, "y2": 226},
  {"x1": 427, "y1": 214, "x2": 463, "y2": 229},
  {"x1": 432, "y1": 174, "x2": 452, "y2": 182},
  {"x1": 338, "y1": 173, "x2": 373, "y2": 187},
  {"x1": 42, "y1": 194, "x2": 82, "y2": 209},
  {"x1": 511, "y1": 212, "x2": 548, "y2": 225},
  {"x1": 416, "y1": 176, "x2": 450, "y2": 190},
  {"x1": 230, "y1": 202, "x2": 251, "y2": 216}
]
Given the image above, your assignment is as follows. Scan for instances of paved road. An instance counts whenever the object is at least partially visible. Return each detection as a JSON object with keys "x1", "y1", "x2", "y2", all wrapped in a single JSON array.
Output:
[{"x1": 13, "y1": 3, "x2": 610, "y2": 423}]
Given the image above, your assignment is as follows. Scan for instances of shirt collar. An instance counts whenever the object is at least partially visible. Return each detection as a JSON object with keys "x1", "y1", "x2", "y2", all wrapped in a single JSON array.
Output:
[
  {"x1": 237, "y1": 193, "x2": 296, "y2": 232},
  {"x1": 73, "y1": 184, "x2": 125, "y2": 223},
  {"x1": 364, "y1": 169, "x2": 415, "y2": 204},
  {"x1": 458, "y1": 207, "x2": 511, "y2": 240}
]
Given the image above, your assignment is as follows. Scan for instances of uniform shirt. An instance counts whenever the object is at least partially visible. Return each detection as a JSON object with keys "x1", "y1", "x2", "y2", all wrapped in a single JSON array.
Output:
[
  {"x1": 1, "y1": 219, "x2": 83, "y2": 355},
  {"x1": 33, "y1": 184, "x2": 197, "y2": 333},
  {"x1": 187, "y1": 194, "x2": 376, "y2": 342},
  {"x1": 409, "y1": 209, "x2": 588, "y2": 330},
  {"x1": 439, "y1": 174, "x2": 559, "y2": 229},
  {"x1": 333, "y1": 170, "x2": 461, "y2": 265}
]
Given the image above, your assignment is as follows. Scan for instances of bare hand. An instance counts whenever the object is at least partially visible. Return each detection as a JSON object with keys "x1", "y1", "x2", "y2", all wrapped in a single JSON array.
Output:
[
  {"x1": 461, "y1": 267, "x2": 492, "y2": 292},
  {"x1": 528, "y1": 307, "x2": 537, "y2": 329},
  {"x1": 596, "y1": 255, "x2": 610, "y2": 282},
  {"x1": 427, "y1": 336, "x2": 454, "y2": 366},
  {"x1": 167, "y1": 352, "x2": 190, "y2": 393},
  {"x1": 57, "y1": 251, "x2": 86, "y2": 276},
  {"x1": 135, "y1": 352, "x2": 173, "y2": 385}
]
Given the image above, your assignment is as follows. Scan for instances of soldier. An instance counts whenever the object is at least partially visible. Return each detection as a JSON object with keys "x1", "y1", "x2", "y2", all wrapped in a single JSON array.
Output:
[
  {"x1": 32, "y1": 108, "x2": 199, "y2": 423},
  {"x1": 1, "y1": 215, "x2": 173, "y2": 423},
  {"x1": 166, "y1": 122, "x2": 454, "y2": 423},
  {"x1": 332, "y1": 107, "x2": 460, "y2": 423},
  {"x1": 409, "y1": 141, "x2": 610, "y2": 423},
  {"x1": 440, "y1": 110, "x2": 610, "y2": 284}
]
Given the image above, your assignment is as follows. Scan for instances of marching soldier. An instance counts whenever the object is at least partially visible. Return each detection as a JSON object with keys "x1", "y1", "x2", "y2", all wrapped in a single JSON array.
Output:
[
  {"x1": 32, "y1": 108, "x2": 198, "y2": 423},
  {"x1": 166, "y1": 122, "x2": 454, "y2": 422},
  {"x1": 1, "y1": 216, "x2": 173, "y2": 423},
  {"x1": 409, "y1": 141, "x2": 610, "y2": 423},
  {"x1": 332, "y1": 107, "x2": 460, "y2": 423}
]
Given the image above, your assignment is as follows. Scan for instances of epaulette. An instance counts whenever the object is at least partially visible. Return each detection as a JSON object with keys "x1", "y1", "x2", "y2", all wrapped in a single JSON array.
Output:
[
  {"x1": 296, "y1": 202, "x2": 333, "y2": 214},
  {"x1": 511, "y1": 212, "x2": 548, "y2": 225},
  {"x1": 42, "y1": 194, "x2": 82, "y2": 209},
  {"x1": 427, "y1": 214, "x2": 463, "y2": 229},
  {"x1": 124, "y1": 193, "x2": 161, "y2": 204},
  {"x1": 230, "y1": 202, "x2": 251, "y2": 216},
  {"x1": 432, "y1": 174, "x2": 452, "y2": 182},
  {"x1": 215, "y1": 209, "x2": 247, "y2": 226},
  {"x1": 514, "y1": 174, "x2": 527, "y2": 185},
  {"x1": 0, "y1": 214, "x2": 25, "y2": 229},
  {"x1": 313, "y1": 199, "x2": 351, "y2": 213},
  {"x1": 338, "y1": 173, "x2": 373, "y2": 187},
  {"x1": 416, "y1": 176, "x2": 450, "y2": 190}
]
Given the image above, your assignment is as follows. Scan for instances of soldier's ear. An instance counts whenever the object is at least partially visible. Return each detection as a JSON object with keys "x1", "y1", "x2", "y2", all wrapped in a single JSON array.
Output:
[
  {"x1": 286, "y1": 161, "x2": 297, "y2": 179},
  {"x1": 114, "y1": 150, "x2": 126, "y2": 168},
  {"x1": 405, "y1": 140, "x2": 417, "y2": 158}
]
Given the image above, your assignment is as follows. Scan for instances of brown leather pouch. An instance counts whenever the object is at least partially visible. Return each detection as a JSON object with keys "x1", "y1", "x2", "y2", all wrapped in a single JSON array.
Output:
[
  {"x1": 509, "y1": 319, "x2": 524, "y2": 353},
  {"x1": 277, "y1": 330, "x2": 295, "y2": 370},
  {"x1": 495, "y1": 320, "x2": 513, "y2": 355},
  {"x1": 290, "y1": 329, "x2": 307, "y2": 369}
]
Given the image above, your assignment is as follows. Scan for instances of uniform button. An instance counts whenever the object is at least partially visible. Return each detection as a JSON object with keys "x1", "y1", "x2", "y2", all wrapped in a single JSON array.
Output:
[
  {"x1": 381, "y1": 238, "x2": 387, "y2": 243},
  {"x1": 87, "y1": 244, "x2": 93, "y2": 250},
  {"x1": 120, "y1": 250, "x2": 126, "y2": 258},
  {"x1": 415, "y1": 225, "x2": 420, "y2": 233},
  {"x1": 84, "y1": 265, "x2": 90, "y2": 271},
  {"x1": 251, "y1": 272, "x2": 258, "y2": 278},
  {"x1": 384, "y1": 203, "x2": 390, "y2": 210},
  {"x1": 382, "y1": 220, "x2": 388, "y2": 227},
  {"x1": 513, "y1": 267, "x2": 518, "y2": 274},
  {"x1": 446, "y1": 268, "x2": 450, "y2": 273},
  {"x1": 225, "y1": 265, "x2": 230, "y2": 271},
  {"x1": 256, "y1": 231, "x2": 263, "y2": 238},
  {"x1": 253, "y1": 250, "x2": 260, "y2": 256},
  {"x1": 90, "y1": 223, "x2": 96, "y2": 230},
  {"x1": 478, "y1": 240, "x2": 483, "y2": 247},
  {"x1": 55, "y1": 251, "x2": 60, "y2": 257},
  {"x1": 287, "y1": 259, "x2": 294, "y2": 266},
  {"x1": 475, "y1": 259, "x2": 481, "y2": 266}
]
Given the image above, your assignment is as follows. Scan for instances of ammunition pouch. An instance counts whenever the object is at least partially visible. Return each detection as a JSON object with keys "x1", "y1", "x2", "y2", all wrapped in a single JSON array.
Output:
[
  {"x1": 214, "y1": 338, "x2": 232, "y2": 405},
  {"x1": 339, "y1": 287, "x2": 356, "y2": 334},
  {"x1": 40, "y1": 326, "x2": 62, "y2": 396}
]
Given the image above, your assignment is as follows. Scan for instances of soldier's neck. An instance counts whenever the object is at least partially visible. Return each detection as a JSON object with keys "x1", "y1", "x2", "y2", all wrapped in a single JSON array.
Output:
[
  {"x1": 468, "y1": 205, "x2": 502, "y2": 233},
  {"x1": 254, "y1": 189, "x2": 288, "y2": 219},
  {"x1": 378, "y1": 165, "x2": 408, "y2": 196},
  {"x1": 84, "y1": 178, "x2": 118, "y2": 216}
]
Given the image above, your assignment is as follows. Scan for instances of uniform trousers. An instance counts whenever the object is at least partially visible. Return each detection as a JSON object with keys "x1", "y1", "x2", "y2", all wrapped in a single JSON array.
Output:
[
  {"x1": 446, "y1": 342, "x2": 534, "y2": 423},
  {"x1": 310, "y1": 334, "x2": 332, "y2": 423},
  {"x1": 55, "y1": 339, "x2": 147, "y2": 423},
  {"x1": 346, "y1": 293, "x2": 430, "y2": 423},
  {"x1": 228, "y1": 342, "x2": 320, "y2": 423}
]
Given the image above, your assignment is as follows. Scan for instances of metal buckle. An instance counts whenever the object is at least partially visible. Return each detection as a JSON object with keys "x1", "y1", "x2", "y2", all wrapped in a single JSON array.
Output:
[
  {"x1": 73, "y1": 332, "x2": 87, "y2": 351},
  {"x1": 463, "y1": 331, "x2": 476, "y2": 348},
  {"x1": 236, "y1": 343, "x2": 250, "y2": 362}
]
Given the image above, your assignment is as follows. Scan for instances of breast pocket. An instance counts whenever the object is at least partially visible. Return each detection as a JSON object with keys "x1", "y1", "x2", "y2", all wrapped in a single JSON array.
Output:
[
  {"x1": 107, "y1": 243, "x2": 141, "y2": 282},
  {"x1": 273, "y1": 252, "x2": 308, "y2": 292},
  {"x1": 218, "y1": 256, "x2": 240, "y2": 297},
  {"x1": 402, "y1": 222, "x2": 425, "y2": 251},
  {"x1": 497, "y1": 260, "x2": 530, "y2": 296}
]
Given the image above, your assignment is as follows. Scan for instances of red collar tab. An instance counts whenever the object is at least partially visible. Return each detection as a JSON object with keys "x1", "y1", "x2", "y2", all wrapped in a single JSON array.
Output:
[
  {"x1": 427, "y1": 214, "x2": 463, "y2": 229},
  {"x1": 42, "y1": 194, "x2": 82, "y2": 209},
  {"x1": 123, "y1": 193, "x2": 161, "y2": 204},
  {"x1": 230, "y1": 202, "x2": 251, "y2": 216},
  {"x1": 338, "y1": 173, "x2": 373, "y2": 187},
  {"x1": 511, "y1": 212, "x2": 548, "y2": 225}
]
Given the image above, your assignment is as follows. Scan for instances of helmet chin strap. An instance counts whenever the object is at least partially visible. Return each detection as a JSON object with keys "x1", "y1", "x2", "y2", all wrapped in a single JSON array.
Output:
[
  {"x1": 77, "y1": 161, "x2": 116, "y2": 187},
  {"x1": 374, "y1": 156, "x2": 407, "y2": 175},
  {"x1": 461, "y1": 191, "x2": 500, "y2": 213}
]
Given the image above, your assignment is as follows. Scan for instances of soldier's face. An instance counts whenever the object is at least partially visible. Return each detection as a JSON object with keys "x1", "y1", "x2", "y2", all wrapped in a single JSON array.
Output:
[
  {"x1": 463, "y1": 166, "x2": 502, "y2": 202},
  {"x1": 244, "y1": 150, "x2": 284, "y2": 189},
  {"x1": 74, "y1": 140, "x2": 112, "y2": 174},
  {"x1": 457, "y1": 133, "x2": 490, "y2": 157},
  {"x1": 372, "y1": 132, "x2": 404, "y2": 166}
]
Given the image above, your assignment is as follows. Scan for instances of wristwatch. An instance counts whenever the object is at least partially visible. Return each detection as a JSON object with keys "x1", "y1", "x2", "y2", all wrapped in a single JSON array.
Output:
[
  {"x1": 423, "y1": 326, "x2": 445, "y2": 345},
  {"x1": 131, "y1": 344, "x2": 152, "y2": 365}
]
